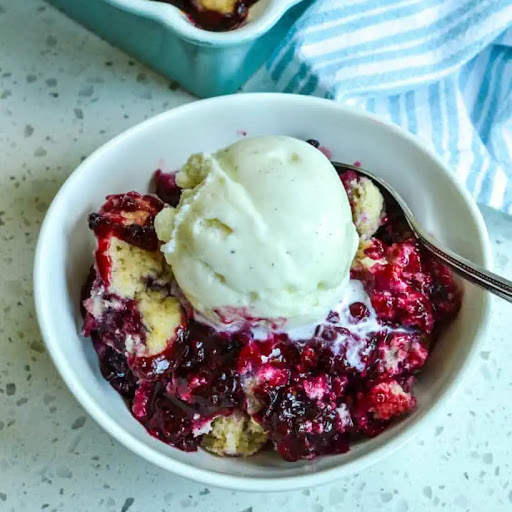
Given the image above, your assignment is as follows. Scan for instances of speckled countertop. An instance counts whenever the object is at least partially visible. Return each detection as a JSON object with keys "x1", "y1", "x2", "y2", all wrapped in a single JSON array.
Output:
[{"x1": 1, "y1": 1, "x2": 512, "y2": 511}]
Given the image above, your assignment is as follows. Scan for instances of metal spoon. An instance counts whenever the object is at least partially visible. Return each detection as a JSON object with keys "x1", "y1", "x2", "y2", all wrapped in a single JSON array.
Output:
[{"x1": 332, "y1": 162, "x2": 512, "y2": 302}]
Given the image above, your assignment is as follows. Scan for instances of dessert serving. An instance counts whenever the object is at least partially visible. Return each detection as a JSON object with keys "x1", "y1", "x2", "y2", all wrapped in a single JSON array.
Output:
[
  {"x1": 151, "y1": 0, "x2": 259, "y2": 31},
  {"x1": 81, "y1": 135, "x2": 461, "y2": 462}
]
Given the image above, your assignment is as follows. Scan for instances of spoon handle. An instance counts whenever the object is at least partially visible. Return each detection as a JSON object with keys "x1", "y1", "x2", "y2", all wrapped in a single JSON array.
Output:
[
  {"x1": 331, "y1": 161, "x2": 512, "y2": 302},
  {"x1": 414, "y1": 227, "x2": 512, "y2": 302}
]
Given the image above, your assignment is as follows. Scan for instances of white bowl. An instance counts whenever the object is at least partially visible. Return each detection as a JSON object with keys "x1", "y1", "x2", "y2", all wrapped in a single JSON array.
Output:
[{"x1": 34, "y1": 93, "x2": 491, "y2": 492}]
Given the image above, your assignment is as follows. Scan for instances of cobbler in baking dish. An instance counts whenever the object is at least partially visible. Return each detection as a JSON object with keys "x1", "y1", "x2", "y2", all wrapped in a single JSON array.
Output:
[
  {"x1": 81, "y1": 137, "x2": 461, "y2": 461},
  {"x1": 151, "y1": 0, "x2": 259, "y2": 31}
]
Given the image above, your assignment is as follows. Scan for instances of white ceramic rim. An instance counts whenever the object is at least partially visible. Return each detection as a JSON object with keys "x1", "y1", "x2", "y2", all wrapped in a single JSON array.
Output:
[
  {"x1": 104, "y1": 0, "x2": 305, "y2": 45},
  {"x1": 34, "y1": 93, "x2": 492, "y2": 492}
]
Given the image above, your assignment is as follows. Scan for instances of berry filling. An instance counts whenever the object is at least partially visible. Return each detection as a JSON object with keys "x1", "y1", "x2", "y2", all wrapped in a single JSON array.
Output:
[
  {"x1": 169, "y1": 323, "x2": 245, "y2": 415},
  {"x1": 149, "y1": 0, "x2": 259, "y2": 32},
  {"x1": 153, "y1": 170, "x2": 182, "y2": 208}
]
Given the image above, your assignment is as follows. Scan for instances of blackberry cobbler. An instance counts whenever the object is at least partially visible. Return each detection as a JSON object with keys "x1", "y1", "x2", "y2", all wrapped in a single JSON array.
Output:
[{"x1": 82, "y1": 141, "x2": 461, "y2": 462}]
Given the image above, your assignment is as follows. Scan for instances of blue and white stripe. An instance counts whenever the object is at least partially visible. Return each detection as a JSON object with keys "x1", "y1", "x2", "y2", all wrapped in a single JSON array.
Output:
[{"x1": 246, "y1": 0, "x2": 512, "y2": 213}]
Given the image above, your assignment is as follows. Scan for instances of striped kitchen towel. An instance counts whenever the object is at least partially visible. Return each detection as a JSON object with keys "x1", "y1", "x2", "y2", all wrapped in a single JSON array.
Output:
[{"x1": 246, "y1": 0, "x2": 512, "y2": 214}]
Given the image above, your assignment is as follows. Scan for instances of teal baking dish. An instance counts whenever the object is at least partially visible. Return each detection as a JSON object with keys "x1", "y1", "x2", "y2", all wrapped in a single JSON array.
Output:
[{"x1": 45, "y1": 0, "x2": 311, "y2": 98}]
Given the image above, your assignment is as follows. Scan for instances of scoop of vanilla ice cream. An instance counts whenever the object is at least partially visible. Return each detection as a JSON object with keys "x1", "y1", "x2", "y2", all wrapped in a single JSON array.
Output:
[{"x1": 155, "y1": 136, "x2": 359, "y2": 329}]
